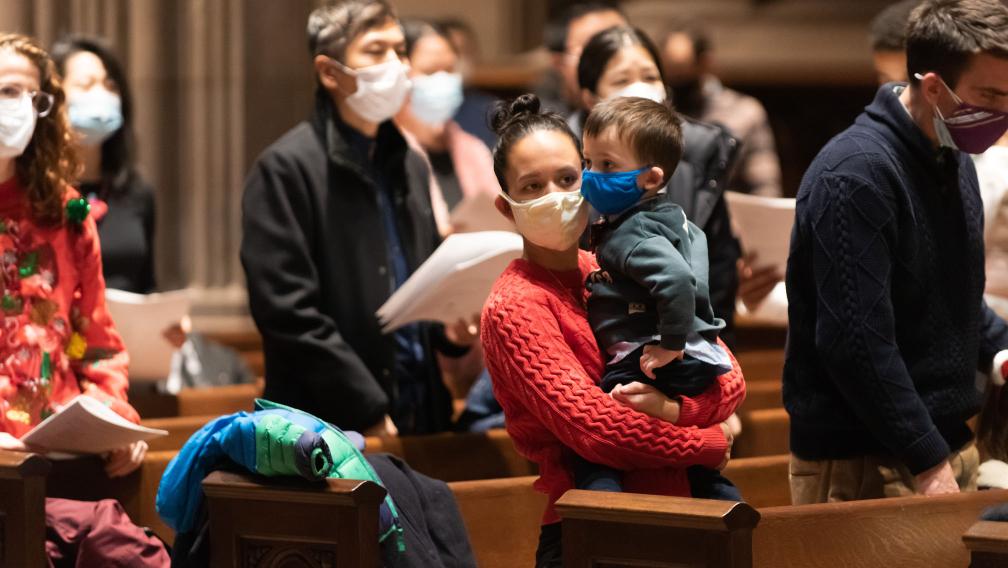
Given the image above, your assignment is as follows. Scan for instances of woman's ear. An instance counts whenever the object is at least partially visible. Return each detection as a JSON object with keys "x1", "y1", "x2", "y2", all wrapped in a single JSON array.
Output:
[
  {"x1": 495, "y1": 194, "x2": 515, "y2": 221},
  {"x1": 637, "y1": 166, "x2": 666, "y2": 191}
]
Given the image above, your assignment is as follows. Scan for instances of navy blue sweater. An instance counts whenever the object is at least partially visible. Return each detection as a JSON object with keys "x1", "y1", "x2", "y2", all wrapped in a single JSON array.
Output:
[{"x1": 784, "y1": 83, "x2": 1008, "y2": 475}]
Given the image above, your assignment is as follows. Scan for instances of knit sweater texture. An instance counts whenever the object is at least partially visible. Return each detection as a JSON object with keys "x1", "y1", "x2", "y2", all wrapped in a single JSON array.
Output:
[
  {"x1": 481, "y1": 250, "x2": 744, "y2": 523},
  {"x1": 0, "y1": 177, "x2": 138, "y2": 437},
  {"x1": 784, "y1": 83, "x2": 1008, "y2": 475}
]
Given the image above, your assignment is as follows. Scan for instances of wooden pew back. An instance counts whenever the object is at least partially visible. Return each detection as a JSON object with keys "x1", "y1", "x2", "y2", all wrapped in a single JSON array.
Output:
[
  {"x1": 734, "y1": 407, "x2": 789, "y2": 458},
  {"x1": 202, "y1": 470, "x2": 387, "y2": 567},
  {"x1": 0, "y1": 452, "x2": 50, "y2": 568},
  {"x1": 365, "y1": 429, "x2": 535, "y2": 482},
  {"x1": 557, "y1": 490, "x2": 760, "y2": 568},
  {"x1": 964, "y1": 520, "x2": 1008, "y2": 568},
  {"x1": 449, "y1": 476, "x2": 545, "y2": 568},
  {"x1": 557, "y1": 488, "x2": 1008, "y2": 568},
  {"x1": 724, "y1": 454, "x2": 790, "y2": 507},
  {"x1": 735, "y1": 349, "x2": 785, "y2": 383},
  {"x1": 755, "y1": 489, "x2": 1008, "y2": 567}
]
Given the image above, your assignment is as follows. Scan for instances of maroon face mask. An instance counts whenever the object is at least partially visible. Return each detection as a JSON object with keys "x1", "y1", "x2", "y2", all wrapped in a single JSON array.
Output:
[{"x1": 921, "y1": 73, "x2": 1008, "y2": 154}]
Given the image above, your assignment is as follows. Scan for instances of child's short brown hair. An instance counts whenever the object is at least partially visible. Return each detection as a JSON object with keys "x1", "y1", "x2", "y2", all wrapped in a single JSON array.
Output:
[{"x1": 583, "y1": 96, "x2": 683, "y2": 184}]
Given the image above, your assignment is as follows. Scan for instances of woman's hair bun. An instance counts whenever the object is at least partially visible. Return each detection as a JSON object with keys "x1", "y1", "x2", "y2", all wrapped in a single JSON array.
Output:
[{"x1": 490, "y1": 93, "x2": 542, "y2": 135}]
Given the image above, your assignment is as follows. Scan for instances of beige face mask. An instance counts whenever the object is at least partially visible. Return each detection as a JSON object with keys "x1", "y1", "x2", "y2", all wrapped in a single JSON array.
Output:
[{"x1": 500, "y1": 189, "x2": 589, "y2": 251}]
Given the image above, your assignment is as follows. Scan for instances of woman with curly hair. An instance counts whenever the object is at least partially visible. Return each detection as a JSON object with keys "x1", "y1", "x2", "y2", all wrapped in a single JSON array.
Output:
[{"x1": 0, "y1": 33, "x2": 146, "y2": 477}]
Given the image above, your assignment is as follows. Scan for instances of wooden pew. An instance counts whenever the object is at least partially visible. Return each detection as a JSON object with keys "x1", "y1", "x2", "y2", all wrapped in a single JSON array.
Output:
[
  {"x1": 724, "y1": 454, "x2": 790, "y2": 508},
  {"x1": 734, "y1": 407, "x2": 789, "y2": 458},
  {"x1": 738, "y1": 381, "x2": 782, "y2": 413},
  {"x1": 735, "y1": 348, "x2": 785, "y2": 383},
  {"x1": 0, "y1": 451, "x2": 50, "y2": 568},
  {"x1": 364, "y1": 429, "x2": 536, "y2": 482},
  {"x1": 142, "y1": 415, "x2": 216, "y2": 452},
  {"x1": 202, "y1": 470, "x2": 387, "y2": 567},
  {"x1": 558, "y1": 490, "x2": 760, "y2": 568},
  {"x1": 963, "y1": 520, "x2": 1008, "y2": 568},
  {"x1": 556, "y1": 488, "x2": 1008, "y2": 568},
  {"x1": 452, "y1": 476, "x2": 546, "y2": 568},
  {"x1": 130, "y1": 381, "x2": 263, "y2": 420}
]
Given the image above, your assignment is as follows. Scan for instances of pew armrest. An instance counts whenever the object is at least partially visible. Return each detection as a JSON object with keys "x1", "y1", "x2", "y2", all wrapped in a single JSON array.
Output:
[
  {"x1": 964, "y1": 520, "x2": 1008, "y2": 554},
  {"x1": 556, "y1": 489, "x2": 760, "y2": 531},
  {"x1": 201, "y1": 470, "x2": 388, "y2": 568},
  {"x1": 202, "y1": 469, "x2": 387, "y2": 505},
  {"x1": 557, "y1": 490, "x2": 760, "y2": 568},
  {"x1": 0, "y1": 450, "x2": 51, "y2": 479}
]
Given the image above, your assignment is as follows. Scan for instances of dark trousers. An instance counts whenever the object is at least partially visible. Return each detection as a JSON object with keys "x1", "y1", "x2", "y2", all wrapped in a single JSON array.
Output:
[
  {"x1": 575, "y1": 343, "x2": 741, "y2": 500},
  {"x1": 535, "y1": 522, "x2": 562, "y2": 568}
]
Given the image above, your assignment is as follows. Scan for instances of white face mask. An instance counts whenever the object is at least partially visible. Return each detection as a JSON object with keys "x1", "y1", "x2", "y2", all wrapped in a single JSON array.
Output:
[
  {"x1": 333, "y1": 58, "x2": 412, "y2": 124},
  {"x1": 500, "y1": 189, "x2": 589, "y2": 251},
  {"x1": 410, "y1": 71, "x2": 463, "y2": 126},
  {"x1": 0, "y1": 92, "x2": 37, "y2": 159},
  {"x1": 608, "y1": 82, "x2": 667, "y2": 104}
]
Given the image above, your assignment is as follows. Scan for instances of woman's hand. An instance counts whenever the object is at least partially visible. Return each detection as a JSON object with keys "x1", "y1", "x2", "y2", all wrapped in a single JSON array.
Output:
[
  {"x1": 104, "y1": 440, "x2": 148, "y2": 478},
  {"x1": 611, "y1": 382, "x2": 681, "y2": 423},
  {"x1": 0, "y1": 432, "x2": 27, "y2": 451},
  {"x1": 444, "y1": 315, "x2": 480, "y2": 348},
  {"x1": 737, "y1": 252, "x2": 783, "y2": 311}
]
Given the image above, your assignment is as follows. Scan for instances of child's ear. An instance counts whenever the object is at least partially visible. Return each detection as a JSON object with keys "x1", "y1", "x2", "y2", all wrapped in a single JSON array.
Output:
[
  {"x1": 638, "y1": 166, "x2": 666, "y2": 191},
  {"x1": 495, "y1": 195, "x2": 515, "y2": 221}
]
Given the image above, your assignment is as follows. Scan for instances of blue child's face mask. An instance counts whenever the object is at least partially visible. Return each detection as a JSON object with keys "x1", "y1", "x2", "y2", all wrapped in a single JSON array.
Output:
[{"x1": 580, "y1": 167, "x2": 648, "y2": 215}]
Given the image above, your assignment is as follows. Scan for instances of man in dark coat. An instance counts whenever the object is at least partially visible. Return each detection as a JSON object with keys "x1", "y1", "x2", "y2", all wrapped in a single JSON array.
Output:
[{"x1": 240, "y1": 0, "x2": 471, "y2": 437}]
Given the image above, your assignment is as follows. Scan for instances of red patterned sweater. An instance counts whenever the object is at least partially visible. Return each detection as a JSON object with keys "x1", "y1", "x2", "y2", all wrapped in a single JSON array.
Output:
[
  {"x1": 481, "y1": 250, "x2": 746, "y2": 524},
  {"x1": 0, "y1": 177, "x2": 138, "y2": 437}
]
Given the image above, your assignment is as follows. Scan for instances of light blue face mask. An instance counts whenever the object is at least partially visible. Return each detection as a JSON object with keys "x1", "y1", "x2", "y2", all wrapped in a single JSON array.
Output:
[
  {"x1": 410, "y1": 71, "x2": 464, "y2": 126},
  {"x1": 580, "y1": 167, "x2": 648, "y2": 215},
  {"x1": 68, "y1": 88, "x2": 123, "y2": 147}
]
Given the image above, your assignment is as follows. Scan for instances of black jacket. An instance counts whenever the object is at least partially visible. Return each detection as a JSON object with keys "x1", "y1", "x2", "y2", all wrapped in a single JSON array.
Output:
[
  {"x1": 587, "y1": 197, "x2": 724, "y2": 351},
  {"x1": 784, "y1": 83, "x2": 1008, "y2": 474},
  {"x1": 240, "y1": 91, "x2": 459, "y2": 434}
]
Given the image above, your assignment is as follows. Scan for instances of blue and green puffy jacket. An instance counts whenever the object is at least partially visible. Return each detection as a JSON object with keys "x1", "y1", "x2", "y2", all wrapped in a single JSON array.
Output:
[{"x1": 156, "y1": 399, "x2": 404, "y2": 551}]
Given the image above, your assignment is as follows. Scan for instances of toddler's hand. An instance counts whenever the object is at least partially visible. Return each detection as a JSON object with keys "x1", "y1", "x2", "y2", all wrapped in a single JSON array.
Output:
[
  {"x1": 640, "y1": 345, "x2": 683, "y2": 379},
  {"x1": 611, "y1": 382, "x2": 680, "y2": 422}
]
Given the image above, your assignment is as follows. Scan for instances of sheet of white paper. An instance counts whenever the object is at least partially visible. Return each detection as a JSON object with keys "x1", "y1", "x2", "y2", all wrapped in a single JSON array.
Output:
[
  {"x1": 21, "y1": 395, "x2": 167, "y2": 454},
  {"x1": 377, "y1": 231, "x2": 523, "y2": 332},
  {"x1": 105, "y1": 288, "x2": 191, "y2": 381},
  {"x1": 723, "y1": 191, "x2": 796, "y2": 271},
  {"x1": 449, "y1": 192, "x2": 516, "y2": 234}
]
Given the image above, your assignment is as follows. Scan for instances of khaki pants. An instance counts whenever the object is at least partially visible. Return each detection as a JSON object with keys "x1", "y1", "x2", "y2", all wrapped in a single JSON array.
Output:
[{"x1": 788, "y1": 444, "x2": 980, "y2": 505}]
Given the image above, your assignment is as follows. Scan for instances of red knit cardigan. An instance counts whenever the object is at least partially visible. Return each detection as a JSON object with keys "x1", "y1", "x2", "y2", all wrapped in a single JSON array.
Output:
[
  {"x1": 0, "y1": 177, "x2": 138, "y2": 437},
  {"x1": 481, "y1": 250, "x2": 745, "y2": 524}
]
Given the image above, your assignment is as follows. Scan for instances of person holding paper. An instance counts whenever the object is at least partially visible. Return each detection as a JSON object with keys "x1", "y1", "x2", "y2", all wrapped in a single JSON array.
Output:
[
  {"x1": 784, "y1": 0, "x2": 1008, "y2": 503},
  {"x1": 0, "y1": 34, "x2": 145, "y2": 477},
  {"x1": 241, "y1": 0, "x2": 474, "y2": 438},
  {"x1": 480, "y1": 94, "x2": 741, "y2": 567}
]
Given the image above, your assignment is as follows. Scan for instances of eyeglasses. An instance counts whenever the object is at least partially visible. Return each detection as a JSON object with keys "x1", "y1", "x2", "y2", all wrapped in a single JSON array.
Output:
[{"x1": 0, "y1": 84, "x2": 55, "y2": 117}]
